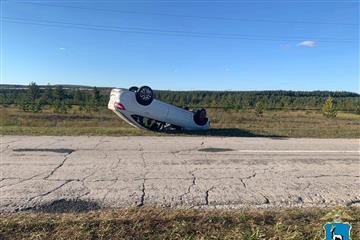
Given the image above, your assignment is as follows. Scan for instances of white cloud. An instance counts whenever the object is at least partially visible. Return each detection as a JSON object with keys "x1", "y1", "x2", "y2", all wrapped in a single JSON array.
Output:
[
  {"x1": 59, "y1": 47, "x2": 66, "y2": 50},
  {"x1": 297, "y1": 40, "x2": 316, "y2": 48}
]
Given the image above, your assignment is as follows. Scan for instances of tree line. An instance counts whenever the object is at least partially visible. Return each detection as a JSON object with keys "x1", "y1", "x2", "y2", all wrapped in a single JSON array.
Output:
[
  {"x1": 0, "y1": 83, "x2": 104, "y2": 113},
  {"x1": 0, "y1": 82, "x2": 359, "y2": 114},
  {"x1": 155, "y1": 90, "x2": 359, "y2": 112}
]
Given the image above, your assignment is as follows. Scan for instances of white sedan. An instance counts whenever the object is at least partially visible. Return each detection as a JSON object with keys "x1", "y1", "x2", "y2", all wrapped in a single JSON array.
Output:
[{"x1": 108, "y1": 86, "x2": 210, "y2": 131}]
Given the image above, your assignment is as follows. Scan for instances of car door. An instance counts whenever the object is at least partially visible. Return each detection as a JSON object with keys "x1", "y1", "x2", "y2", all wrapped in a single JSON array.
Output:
[
  {"x1": 166, "y1": 104, "x2": 194, "y2": 127},
  {"x1": 145, "y1": 99, "x2": 170, "y2": 122}
]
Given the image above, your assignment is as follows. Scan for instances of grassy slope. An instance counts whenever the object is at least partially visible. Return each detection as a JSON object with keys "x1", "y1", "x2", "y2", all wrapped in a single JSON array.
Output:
[
  {"x1": 0, "y1": 207, "x2": 359, "y2": 240},
  {"x1": 1, "y1": 106, "x2": 359, "y2": 138}
]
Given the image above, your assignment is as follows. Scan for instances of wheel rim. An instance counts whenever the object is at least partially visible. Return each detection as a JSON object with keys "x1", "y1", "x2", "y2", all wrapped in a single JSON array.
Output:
[{"x1": 139, "y1": 88, "x2": 152, "y2": 101}]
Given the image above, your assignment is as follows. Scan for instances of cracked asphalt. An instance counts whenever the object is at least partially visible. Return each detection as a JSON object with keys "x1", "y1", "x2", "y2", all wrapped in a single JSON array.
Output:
[{"x1": 1, "y1": 136, "x2": 359, "y2": 212}]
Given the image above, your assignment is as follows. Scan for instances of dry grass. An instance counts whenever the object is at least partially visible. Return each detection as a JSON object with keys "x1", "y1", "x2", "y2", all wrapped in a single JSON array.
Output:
[
  {"x1": 206, "y1": 108, "x2": 360, "y2": 138},
  {"x1": 0, "y1": 207, "x2": 359, "y2": 240},
  {"x1": 1, "y1": 105, "x2": 359, "y2": 138}
]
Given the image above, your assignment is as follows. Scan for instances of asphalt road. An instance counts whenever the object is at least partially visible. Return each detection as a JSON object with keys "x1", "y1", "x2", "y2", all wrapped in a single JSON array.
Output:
[{"x1": 1, "y1": 136, "x2": 359, "y2": 212}]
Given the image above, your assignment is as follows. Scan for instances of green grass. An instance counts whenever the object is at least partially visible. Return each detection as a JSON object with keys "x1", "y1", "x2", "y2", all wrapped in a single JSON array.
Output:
[
  {"x1": 0, "y1": 207, "x2": 359, "y2": 240},
  {"x1": 1, "y1": 105, "x2": 359, "y2": 138}
]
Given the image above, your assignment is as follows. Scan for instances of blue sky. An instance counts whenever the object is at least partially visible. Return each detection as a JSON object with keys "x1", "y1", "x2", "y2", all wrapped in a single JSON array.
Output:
[{"x1": 1, "y1": 0, "x2": 359, "y2": 92}]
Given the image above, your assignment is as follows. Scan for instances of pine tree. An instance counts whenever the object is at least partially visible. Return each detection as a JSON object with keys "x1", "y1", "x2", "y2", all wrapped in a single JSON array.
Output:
[
  {"x1": 41, "y1": 84, "x2": 53, "y2": 105},
  {"x1": 322, "y1": 96, "x2": 337, "y2": 118},
  {"x1": 52, "y1": 85, "x2": 68, "y2": 113},
  {"x1": 73, "y1": 88, "x2": 83, "y2": 105},
  {"x1": 18, "y1": 95, "x2": 31, "y2": 112},
  {"x1": 90, "y1": 87, "x2": 101, "y2": 111},
  {"x1": 53, "y1": 100, "x2": 68, "y2": 114},
  {"x1": 27, "y1": 82, "x2": 40, "y2": 102},
  {"x1": 25, "y1": 82, "x2": 42, "y2": 112},
  {"x1": 255, "y1": 101, "x2": 264, "y2": 117},
  {"x1": 54, "y1": 85, "x2": 65, "y2": 101}
]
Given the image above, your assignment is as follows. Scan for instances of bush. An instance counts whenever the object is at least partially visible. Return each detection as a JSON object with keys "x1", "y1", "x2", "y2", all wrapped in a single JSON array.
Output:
[
  {"x1": 355, "y1": 103, "x2": 360, "y2": 115},
  {"x1": 53, "y1": 100, "x2": 69, "y2": 114}
]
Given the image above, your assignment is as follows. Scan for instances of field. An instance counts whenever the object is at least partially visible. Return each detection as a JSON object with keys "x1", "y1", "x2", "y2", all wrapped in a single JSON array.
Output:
[
  {"x1": 1, "y1": 105, "x2": 359, "y2": 138},
  {"x1": 1, "y1": 207, "x2": 359, "y2": 240}
]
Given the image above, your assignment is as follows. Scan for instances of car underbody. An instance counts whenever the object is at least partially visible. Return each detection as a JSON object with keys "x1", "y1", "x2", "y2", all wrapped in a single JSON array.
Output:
[{"x1": 131, "y1": 114, "x2": 183, "y2": 132}]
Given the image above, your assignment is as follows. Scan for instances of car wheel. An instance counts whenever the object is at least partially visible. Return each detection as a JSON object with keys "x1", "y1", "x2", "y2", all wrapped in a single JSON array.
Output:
[
  {"x1": 129, "y1": 86, "x2": 138, "y2": 92},
  {"x1": 193, "y1": 108, "x2": 208, "y2": 126},
  {"x1": 136, "y1": 86, "x2": 153, "y2": 106}
]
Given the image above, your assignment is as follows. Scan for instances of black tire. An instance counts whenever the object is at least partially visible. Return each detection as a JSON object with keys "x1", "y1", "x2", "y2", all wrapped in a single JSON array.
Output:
[
  {"x1": 193, "y1": 108, "x2": 208, "y2": 126},
  {"x1": 136, "y1": 86, "x2": 153, "y2": 106},
  {"x1": 129, "y1": 86, "x2": 138, "y2": 92}
]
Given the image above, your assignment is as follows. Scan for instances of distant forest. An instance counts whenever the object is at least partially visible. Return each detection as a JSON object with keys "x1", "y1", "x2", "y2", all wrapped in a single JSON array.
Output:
[{"x1": 0, "y1": 83, "x2": 359, "y2": 112}]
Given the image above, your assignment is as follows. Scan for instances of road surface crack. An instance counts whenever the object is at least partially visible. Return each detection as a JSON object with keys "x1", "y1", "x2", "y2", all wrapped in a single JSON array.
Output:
[
  {"x1": 260, "y1": 193, "x2": 270, "y2": 204},
  {"x1": 76, "y1": 180, "x2": 91, "y2": 200},
  {"x1": 140, "y1": 152, "x2": 147, "y2": 168},
  {"x1": 179, "y1": 170, "x2": 197, "y2": 203},
  {"x1": 138, "y1": 143, "x2": 147, "y2": 168},
  {"x1": 1, "y1": 145, "x2": 9, "y2": 153},
  {"x1": 82, "y1": 171, "x2": 97, "y2": 182},
  {"x1": 239, "y1": 173, "x2": 256, "y2": 188},
  {"x1": 302, "y1": 182, "x2": 311, "y2": 190},
  {"x1": 138, "y1": 178, "x2": 146, "y2": 207},
  {"x1": 28, "y1": 180, "x2": 73, "y2": 202},
  {"x1": 346, "y1": 199, "x2": 360, "y2": 206},
  {"x1": 0, "y1": 172, "x2": 46, "y2": 189},
  {"x1": 111, "y1": 157, "x2": 122, "y2": 169},
  {"x1": 44, "y1": 151, "x2": 73, "y2": 179},
  {"x1": 240, "y1": 179, "x2": 247, "y2": 188},
  {"x1": 205, "y1": 187, "x2": 214, "y2": 205},
  {"x1": 101, "y1": 180, "x2": 118, "y2": 203},
  {"x1": 94, "y1": 137, "x2": 107, "y2": 150}
]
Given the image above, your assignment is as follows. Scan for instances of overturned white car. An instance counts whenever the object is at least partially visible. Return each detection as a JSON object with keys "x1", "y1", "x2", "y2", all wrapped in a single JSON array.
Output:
[{"x1": 108, "y1": 86, "x2": 210, "y2": 131}]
